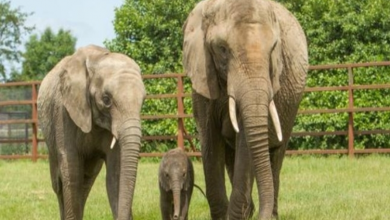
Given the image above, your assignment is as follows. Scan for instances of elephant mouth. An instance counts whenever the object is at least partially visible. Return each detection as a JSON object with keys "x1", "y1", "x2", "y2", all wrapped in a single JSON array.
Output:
[
  {"x1": 109, "y1": 118, "x2": 141, "y2": 149},
  {"x1": 228, "y1": 96, "x2": 282, "y2": 141}
]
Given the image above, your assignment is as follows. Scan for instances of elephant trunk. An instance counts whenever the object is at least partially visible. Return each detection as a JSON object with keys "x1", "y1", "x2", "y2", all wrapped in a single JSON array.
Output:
[
  {"x1": 236, "y1": 79, "x2": 274, "y2": 219},
  {"x1": 117, "y1": 118, "x2": 142, "y2": 220},
  {"x1": 172, "y1": 179, "x2": 182, "y2": 220}
]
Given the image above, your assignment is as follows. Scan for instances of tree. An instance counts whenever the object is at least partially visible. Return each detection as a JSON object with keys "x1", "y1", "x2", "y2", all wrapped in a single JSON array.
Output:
[
  {"x1": 0, "y1": 0, "x2": 34, "y2": 82},
  {"x1": 105, "y1": 0, "x2": 198, "y2": 74},
  {"x1": 278, "y1": 0, "x2": 390, "y2": 65},
  {"x1": 13, "y1": 27, "x2": 76, "y2": 81}
]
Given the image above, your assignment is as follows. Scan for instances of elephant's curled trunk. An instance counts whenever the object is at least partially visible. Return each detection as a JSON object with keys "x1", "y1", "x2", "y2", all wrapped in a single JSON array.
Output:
[{"x1": 117, "y1": 118, "x2": 142, "y2": 220}]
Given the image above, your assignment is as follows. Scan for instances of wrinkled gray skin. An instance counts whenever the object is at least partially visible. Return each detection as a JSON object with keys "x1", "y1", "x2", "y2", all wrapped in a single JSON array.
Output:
[
  {"x1": 159, "y1": 148, "x2": 194, "y2": 220},
  {"x1": 183, "y1": 0, "x2": 308, "y2": 219},
  {"x1": 37, "y1": 45, "x2": 145, "y2": 220}
]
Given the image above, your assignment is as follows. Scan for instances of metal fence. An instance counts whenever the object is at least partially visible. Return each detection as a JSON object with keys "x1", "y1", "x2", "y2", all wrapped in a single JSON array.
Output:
[{"x1": 1, "y1": 61, "x2": 390, "y2": 161}]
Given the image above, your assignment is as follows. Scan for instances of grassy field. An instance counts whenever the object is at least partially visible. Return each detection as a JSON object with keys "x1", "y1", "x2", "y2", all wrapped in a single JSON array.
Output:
[{"x1": 1, "y1": 155, "x2": 390, "y2": 220}]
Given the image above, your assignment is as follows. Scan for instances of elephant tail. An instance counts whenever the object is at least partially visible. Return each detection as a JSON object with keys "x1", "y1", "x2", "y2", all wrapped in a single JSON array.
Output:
[{"x1": 193, "y1": 183, "x2": 206, "y2": 198}]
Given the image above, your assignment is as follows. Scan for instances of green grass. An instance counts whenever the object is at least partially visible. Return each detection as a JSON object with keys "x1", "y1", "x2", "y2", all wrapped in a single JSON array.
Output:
[{"x1": 1, "y1": 155, "x2": 390, "y2": 219}]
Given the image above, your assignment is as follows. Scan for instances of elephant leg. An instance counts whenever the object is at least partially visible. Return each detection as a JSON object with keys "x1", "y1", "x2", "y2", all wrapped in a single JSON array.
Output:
[
  {"x1": 81, "y1": 157, "x2": 104, "y2": 212},
  {"x1": 225, "y1": 146, "x2": 235, "y2": 187},
  {"x1": 222, "y1": 113, "x2": 236, "y2": 186},
  {"x1": 269, "y1": 144, "x2": 286, "y2": 218},
  {"x1": 52, "y1": 173, "x2": 65, "y2": 220},
  {"x1": 180, "y1": 192, "x2": 188, "y2": 220},
  {"x1": 201, "y1": 126, "x2": 228, "y2": 220},
  {"x1": 180, "y1": 186, "x2": 193, "y2": 220},
  {"x1": 160, "y1": 190, "x2": 173, "y2": 220},
  {"x1": 56, "y1": 182, "x2": 65, "y2": 220},
  {"x1": 58, "y1": 151, "x2": 83, "y2": 220},
  {"x1": 229, "y1": 130, "x2": 255, "y2": 220},
  {"x1": 52, "y1": 172, "x2": 65, "y2": 220},
  {"x1": 105, "y1": 148, "x2": 120, "y2": 219},
  {"x1": 193, "y1": 93, "x2": 228, "y2": 219},
  {"x1": 48, "y1": 149, "x2": 65, "y2": 220}
]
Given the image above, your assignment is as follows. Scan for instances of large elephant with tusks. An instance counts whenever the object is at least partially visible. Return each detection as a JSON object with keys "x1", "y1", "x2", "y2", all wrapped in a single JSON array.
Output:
[{"x1": 183, "y1": 0, "x2": 308, "y2": 219}]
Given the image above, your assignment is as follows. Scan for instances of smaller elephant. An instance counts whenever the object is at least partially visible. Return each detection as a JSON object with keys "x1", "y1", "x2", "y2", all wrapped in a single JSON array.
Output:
[
  {"x1": 159, "y1": 148, "x2": 194, "y2": 220},
  {"x1": 38, "y1": 45, "x2": 145, "y2": 220}
]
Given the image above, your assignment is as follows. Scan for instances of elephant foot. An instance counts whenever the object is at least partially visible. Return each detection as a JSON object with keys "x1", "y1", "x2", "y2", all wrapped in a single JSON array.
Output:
[{"x1": 227, "y1": 202, "x2": 255, "y2": 220}]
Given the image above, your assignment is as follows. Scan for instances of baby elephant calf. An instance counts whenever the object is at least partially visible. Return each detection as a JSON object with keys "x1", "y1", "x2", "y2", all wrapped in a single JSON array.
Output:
[{"x1": 159, "y1": 148, "x2": 194, "y2": 220}]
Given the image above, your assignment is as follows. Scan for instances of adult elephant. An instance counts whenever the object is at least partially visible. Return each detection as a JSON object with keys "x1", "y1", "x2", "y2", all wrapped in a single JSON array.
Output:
[
  {"x1": 183, "y1": 0, "x2": 308, "y2": 219},
  {"x1": 38, "y1": 45, "x2": 145, "y2": 220}
]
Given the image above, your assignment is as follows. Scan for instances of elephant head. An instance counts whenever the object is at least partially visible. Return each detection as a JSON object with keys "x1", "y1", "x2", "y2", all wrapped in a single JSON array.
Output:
[
  {"x1": 183, "y1": 0, "x2": 283, "y2": 137},
  {"x1": 59, "y1": 45, "x2": 145, "y2": 219},
  {"x1": 159, "y1": 148, "x2": 193, "y2": 220},
  {"x1": 183, "y1": 0, "x2": 308, "y2": 218}
]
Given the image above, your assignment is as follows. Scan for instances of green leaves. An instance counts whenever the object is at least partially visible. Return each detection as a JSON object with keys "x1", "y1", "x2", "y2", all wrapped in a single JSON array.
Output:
[
  {"x1": 12, "y1": 27, "x2": 76, "y2": 81},
  {"x1": 280, "y1": 0, "x2": 390, "y2": 65},
  {"x1": 0, "y1": 0, "x2": 34, "y2": 81},
  {"x1": 105, "y1": 0, "x2": 198, "y2": 74}
]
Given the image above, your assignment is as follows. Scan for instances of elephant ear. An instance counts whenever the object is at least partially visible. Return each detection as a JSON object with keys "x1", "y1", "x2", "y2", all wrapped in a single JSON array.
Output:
[
  {"x1": 268, "y1": 10, "x2": 283, "y2": 97},
  {"x1": 270, "y1": 39, "x2": 282, "y2": 96},
  {"x1": 60, "y1": 45, "x2": 109, "y2": 133},
  {"x1": 158, "y1": 161, "x2": 170, "y2": 192},
  {"x1": 183, "y1": 1, "x2": 219, "y2": 99}
]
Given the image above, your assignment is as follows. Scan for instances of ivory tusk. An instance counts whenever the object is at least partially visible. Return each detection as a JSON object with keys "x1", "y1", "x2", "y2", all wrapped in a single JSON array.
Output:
[
  {"x1": 229, "y1": 97, "x2": 240, "y2": 133},
  {"x1": 110, "y1": 137, "x2": 117, "y2": 149},
  {"x1": 269, "y1": 100, "x2": 283, "y2": 142}
]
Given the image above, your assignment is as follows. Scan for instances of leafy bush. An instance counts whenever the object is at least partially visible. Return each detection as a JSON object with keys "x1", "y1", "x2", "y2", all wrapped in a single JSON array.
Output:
[{"x1": 0, "y1": 144, "x2": 30, "y2": 155}]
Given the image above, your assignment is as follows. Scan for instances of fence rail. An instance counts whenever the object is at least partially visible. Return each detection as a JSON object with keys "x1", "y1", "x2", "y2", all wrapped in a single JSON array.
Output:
[{"x1": 1, "y1": 61, "x2": 390, "y2": 161}]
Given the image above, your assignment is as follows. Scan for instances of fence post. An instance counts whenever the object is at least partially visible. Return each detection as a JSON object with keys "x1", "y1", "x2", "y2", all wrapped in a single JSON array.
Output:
[
  {"x1": 177, "y1": 76, "x2": 185, "y2": 150},
  {"x1": 347, "y1": 66, "x2": 355, "y2": 158},
  {"x1": 31, "y1": 83, "x2": 39, "y2": 162}
]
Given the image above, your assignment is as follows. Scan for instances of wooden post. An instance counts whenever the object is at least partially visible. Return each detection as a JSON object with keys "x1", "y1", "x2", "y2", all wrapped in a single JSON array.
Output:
[
  {"x1": 347, "y1": 66, "x2": 355, "y2": 158},
  {"x1": 177, "y1": 76, "x2": 185, "y2": 150},
  {"x1": 31, "y1": 83, "x2": 38, "y2": 162}
]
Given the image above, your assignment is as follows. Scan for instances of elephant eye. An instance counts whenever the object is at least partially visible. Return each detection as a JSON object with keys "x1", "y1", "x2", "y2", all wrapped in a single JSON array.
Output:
[
  {"x1": 182, "y1": 172, "x2": 186, "y2": 178},
  {"x1": 102, "y1": 95, "x2": 111, "y2": 107},
  {"x1": 219, "y1": 45, "x2": 227, "y2": 54},
  {"x1": 218, "y1": 44, "x2": 229, "y2": 58},
  {"x1": 165, "y1": 173, "x2": 169, "y2": 178}
]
